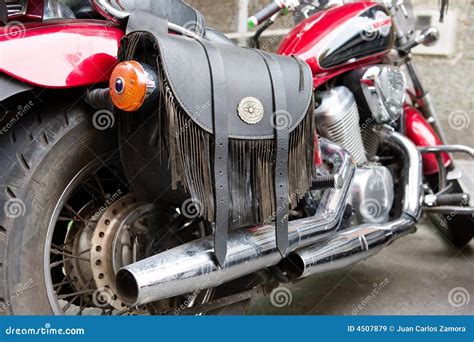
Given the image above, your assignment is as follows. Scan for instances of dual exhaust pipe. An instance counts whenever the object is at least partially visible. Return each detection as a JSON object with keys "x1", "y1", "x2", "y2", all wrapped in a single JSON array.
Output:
[
  {"x1": 282, "y1": 131, "x2": 422, "y2": 280},
  {"x1": 116, "y1": 131, "x2": 422, "y2": 306}
]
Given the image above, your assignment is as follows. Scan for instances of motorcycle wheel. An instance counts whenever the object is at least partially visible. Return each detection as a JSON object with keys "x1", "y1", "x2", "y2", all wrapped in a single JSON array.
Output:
[
  {"x1": 0, "y1": 98, "x2": 250, "y2": 315},
  {"x1": 428, "y1": 181, "x2": 473, "y2": 248},
  {"x1": 429, "y1": 213, "x2": 472, "y2": 248},
  {"x1": 0, "y1": 99, "x2": 123, "y2": 314}
]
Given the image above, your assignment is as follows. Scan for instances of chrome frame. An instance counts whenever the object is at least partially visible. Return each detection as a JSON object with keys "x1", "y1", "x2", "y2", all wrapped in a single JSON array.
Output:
[{"x1": 418, "y1": 145, "x2": 474, "y2": 158}]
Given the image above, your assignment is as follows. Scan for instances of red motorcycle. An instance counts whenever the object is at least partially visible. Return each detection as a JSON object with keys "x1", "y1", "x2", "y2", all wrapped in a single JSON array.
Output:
[{"x1": 0, "y1": 0, "x2": 472, "y2": 315}]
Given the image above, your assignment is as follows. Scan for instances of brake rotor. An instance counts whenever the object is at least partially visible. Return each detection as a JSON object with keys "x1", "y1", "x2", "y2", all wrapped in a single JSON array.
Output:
[{"x1": 90, "y1": 193, "x2": 156, "y2": 310}]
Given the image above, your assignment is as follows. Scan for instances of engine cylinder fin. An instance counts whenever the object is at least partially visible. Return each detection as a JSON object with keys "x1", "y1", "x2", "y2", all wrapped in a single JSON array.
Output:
[{"x1": 315, "y1": 86, "x2": 367, "y2": 165}]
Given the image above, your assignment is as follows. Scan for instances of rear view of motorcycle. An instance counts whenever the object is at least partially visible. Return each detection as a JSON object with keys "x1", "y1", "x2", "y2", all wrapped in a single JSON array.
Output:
[{"x1": 0, "y1": 0, "x2": 472, "y2": 318}]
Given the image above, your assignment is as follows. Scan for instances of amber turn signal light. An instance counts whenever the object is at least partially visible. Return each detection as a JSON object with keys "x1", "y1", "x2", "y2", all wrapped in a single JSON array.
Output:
[{"x1": 109, "y1": 61, "x2": 159, "y2": 112}]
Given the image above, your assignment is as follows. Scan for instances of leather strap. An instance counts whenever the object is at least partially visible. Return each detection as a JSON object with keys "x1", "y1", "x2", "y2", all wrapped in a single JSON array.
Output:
[
  {"x1": 197, "y1": 40, "x2": 229, "y2": 266},
  {"x1": 253, "y1": 50, "x2": 290, "y2": 256},
  {"x1": 292, "y1": 55, "x2": 306, "y2": 92}
]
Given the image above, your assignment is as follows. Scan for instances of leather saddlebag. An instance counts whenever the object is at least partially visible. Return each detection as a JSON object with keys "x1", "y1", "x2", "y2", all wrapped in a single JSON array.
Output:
[{"x1": 118, "y1": 17, "x2": 315, "y2": 261}]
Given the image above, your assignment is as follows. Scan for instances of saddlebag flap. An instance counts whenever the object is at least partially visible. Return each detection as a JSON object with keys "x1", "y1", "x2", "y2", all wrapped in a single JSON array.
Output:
[
  {"x1": 123, "y1": 32, "x2": 313, "y2": 139},
  {"x1": 119, "y1": 27, "x2": 315, "y2": 258}
]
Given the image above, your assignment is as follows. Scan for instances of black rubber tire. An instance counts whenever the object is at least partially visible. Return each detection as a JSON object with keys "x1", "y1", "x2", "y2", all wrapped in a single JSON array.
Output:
[
  {"x1": 0, "y1": 98, "x2": 117, "y2": 314},
  {"x1": 425, "y1": 175, "x2": 473, "y2": 248},
  {"x1": 429, "y1": 213, "x2": 473, "y2": 248}
]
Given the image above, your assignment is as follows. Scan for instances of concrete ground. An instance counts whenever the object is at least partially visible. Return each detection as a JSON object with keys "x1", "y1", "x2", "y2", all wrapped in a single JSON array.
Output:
[
  {"x1": 249, "y1": 161, "x2": 474, "y2": 315},
  {"x1": 249, "y1": 218, "x2": 473, "y2": 315}
]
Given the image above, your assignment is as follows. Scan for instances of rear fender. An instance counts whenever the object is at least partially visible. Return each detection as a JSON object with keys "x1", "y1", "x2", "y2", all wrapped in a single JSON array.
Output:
[
  {"x1": 0, "y1": 20, "x2": 123, "y2": 88},
  {"x1": 0, "y1": 73, "x2": 32, "y2": 101}
]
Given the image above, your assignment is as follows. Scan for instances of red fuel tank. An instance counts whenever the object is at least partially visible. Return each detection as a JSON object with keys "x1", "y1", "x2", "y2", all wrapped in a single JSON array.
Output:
[{"x1": 278, "y1": 2, "x2": 394, "y2": 85}]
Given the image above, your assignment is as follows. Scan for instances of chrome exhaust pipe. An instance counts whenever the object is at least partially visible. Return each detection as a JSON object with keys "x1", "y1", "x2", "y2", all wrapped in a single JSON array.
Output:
[
  {"x1": 116, "y1": 138, "x2": 356, "y2": 306},
  {"x1": 282, "y1": 215, "x2": 416, "y2": 279},
  {"x1": 283, "y1": 131, "x2": 422, "y2": 279}
]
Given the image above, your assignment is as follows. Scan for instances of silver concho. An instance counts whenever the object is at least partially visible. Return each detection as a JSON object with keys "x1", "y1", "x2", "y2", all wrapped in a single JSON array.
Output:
[{"x1": 237, "y1": 97, "x2": 264, "y2": 124}]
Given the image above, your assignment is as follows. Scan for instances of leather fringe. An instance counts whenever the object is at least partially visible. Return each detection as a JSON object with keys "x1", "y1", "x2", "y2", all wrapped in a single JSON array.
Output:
[
  {"x1": 122, "y1": 32, "x2": 316, "y2": 227},
  {"x1": 162, "y1": 80, "x2": 315, "y2": 226}
]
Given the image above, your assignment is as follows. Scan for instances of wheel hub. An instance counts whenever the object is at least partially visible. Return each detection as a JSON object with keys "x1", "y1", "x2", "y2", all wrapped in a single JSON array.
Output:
[{"x1": 65, "y1": 194, "x2": 154, "y2": 310}]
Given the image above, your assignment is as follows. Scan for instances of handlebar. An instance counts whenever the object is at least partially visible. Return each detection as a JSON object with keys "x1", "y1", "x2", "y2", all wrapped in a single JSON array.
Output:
[{"x1": 248, "y1": 1, "x2": 284, "y2": 29}]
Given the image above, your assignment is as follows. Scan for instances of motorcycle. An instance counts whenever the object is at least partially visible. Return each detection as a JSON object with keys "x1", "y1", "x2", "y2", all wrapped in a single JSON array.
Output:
[{"x1": 0, "y1": 0, "x2": 472, "y2": 315}]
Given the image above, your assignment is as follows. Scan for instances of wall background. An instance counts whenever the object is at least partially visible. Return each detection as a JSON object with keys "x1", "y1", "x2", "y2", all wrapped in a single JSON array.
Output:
[{"x1": 187, "y1": 0, "x2": 474, "y2": 150}]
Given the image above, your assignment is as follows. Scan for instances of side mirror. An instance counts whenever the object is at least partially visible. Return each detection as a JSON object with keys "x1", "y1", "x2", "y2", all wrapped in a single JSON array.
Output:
[{"x1": 416, "y1": 26, "x2": 440, "y2": 47}]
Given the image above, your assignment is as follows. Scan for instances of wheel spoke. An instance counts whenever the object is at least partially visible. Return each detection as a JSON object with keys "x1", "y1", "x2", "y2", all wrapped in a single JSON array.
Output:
[
  {"x1": 82, "y1": 181, "x2": 102, "y2": 199},
  {"x1": 51, "y1": 248, "x2": 90, "y2": 260},
  {"x1": 63, "y1": 203, "x2": 87, "y2": 223},
  {"x1": 57, "y1": 216, "x2": 82, "y2": 222},
  {"x1": 51, "y1": 243, "x2": 72, "y2": 255},
  {"x1": 53, "y1": 277, "x2": 76, "y2": 290},
  {"x1": 94, "y1": 174, "x2": 107, "y2": 199},
  {"x1": 50, "y1": 256, "x2": 90, "y2": 268},
  {"x1": 78, "y1": 296, "x2": 85, "y2": 316},
  {"x1": 57, "y1": 288, "x2": 95, "y2": 300},
  {"x1": 62, "y1": 295, "x2": 80, "y2": 312}
]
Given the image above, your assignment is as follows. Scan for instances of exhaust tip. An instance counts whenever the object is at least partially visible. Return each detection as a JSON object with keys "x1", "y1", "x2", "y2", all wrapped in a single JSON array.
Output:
[
  {"x1": 116, "y1": 269, "x2": 139, "y2": 305},
  {"x1": 278, "y1": 253, "x2": 305, "y2": 279}
]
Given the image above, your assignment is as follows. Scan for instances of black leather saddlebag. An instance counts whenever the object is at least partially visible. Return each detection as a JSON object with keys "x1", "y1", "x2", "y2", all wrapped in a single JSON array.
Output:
[{"x1": 118, "y1": 17, "x2": 315, "y2": 260}]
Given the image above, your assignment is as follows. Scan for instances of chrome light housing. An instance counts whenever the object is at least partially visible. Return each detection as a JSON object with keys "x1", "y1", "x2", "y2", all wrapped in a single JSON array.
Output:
[{"x1": 360, "y1": 65, "x2": 407, "y2": 124}]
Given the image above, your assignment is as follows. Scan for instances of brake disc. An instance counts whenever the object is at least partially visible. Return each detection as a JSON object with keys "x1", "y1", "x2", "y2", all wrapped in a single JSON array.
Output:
[{"x1": 90, "y1": 193, "x2": 156, "y2": 310}]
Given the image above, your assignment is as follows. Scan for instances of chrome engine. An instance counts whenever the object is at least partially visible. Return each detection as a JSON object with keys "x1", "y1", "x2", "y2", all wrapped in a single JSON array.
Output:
[
  {"x1": 314, "y1": 75, "x2": 406, "y2": 224},
  {"x1": 315, "y1": 86, "x2": 367, "y2": 164},
  {"x1": 348, "y1": 166, "x2": 394, "y2": 224},
  {"x1": 359, "y1": 65, "x2": 407, "y2": 124}
]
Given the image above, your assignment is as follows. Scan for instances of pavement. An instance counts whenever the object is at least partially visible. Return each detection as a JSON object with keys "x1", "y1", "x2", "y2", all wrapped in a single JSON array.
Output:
[{"x1": 249, "y1": 160, "x2": 474, "y2": 315}]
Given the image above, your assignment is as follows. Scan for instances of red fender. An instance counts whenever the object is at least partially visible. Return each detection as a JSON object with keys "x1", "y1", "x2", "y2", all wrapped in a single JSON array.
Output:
[
  {"x1": 0, "y1": 20, "x2": 123, "y2": 88},
  {"x1": 404, "y1": 105, "x2": 451, "y2": 175}
]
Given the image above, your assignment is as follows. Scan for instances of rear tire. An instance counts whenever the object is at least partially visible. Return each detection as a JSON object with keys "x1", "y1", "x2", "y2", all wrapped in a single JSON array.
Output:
[{"x1": 0, "y1": 98, "x2": 117, "y2": 314}]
